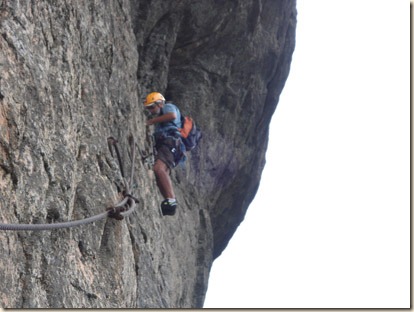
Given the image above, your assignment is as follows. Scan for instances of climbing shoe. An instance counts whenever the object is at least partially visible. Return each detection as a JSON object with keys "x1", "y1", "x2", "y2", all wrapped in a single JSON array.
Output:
[{"x1": 161, "y1": 199, "x2": 177, "y2": 216}]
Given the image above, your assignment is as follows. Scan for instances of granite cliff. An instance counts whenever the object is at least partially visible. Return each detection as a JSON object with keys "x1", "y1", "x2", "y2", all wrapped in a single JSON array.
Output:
[{"x1": 0, "y1": 0, "x2": 296, "y2": 308}]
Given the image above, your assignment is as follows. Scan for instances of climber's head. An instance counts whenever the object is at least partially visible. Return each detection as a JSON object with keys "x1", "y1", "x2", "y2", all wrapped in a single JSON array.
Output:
[{"x1": 144, "y1": 92, "x2": 165, "y2": 114}]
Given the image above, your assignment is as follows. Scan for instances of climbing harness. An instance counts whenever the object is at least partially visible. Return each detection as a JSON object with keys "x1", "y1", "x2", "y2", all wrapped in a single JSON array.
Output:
[{"x1": 0, "y1": 136, "x2": 138, "y2": 231}]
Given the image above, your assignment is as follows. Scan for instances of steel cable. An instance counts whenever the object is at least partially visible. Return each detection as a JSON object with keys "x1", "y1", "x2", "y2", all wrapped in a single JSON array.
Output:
[
  {"x1": 0, "y1": 136, "x2": 138, "y2": 231},
  {"x1": 0, "y1": 210, "x2": 110, "y2": 231}
]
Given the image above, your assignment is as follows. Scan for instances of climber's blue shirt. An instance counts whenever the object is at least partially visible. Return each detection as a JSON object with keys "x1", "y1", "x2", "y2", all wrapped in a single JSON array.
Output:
[
  {"x1": 154, "y1": 103, "x2": 182, "y2": 137},
  {"x1": 154, "y1": 102, "x2": 187, "y2": 165}
]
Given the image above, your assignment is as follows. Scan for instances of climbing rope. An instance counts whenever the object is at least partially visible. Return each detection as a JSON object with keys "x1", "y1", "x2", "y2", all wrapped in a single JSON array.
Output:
[{"x1": 0, "y1": 135, "x2": 138, "y2": 231}]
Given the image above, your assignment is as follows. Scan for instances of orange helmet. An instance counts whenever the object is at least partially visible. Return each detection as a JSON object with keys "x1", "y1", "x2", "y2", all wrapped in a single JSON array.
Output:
[{"x1": 144, "y1": 92, "x2": 165, "y2": 106}]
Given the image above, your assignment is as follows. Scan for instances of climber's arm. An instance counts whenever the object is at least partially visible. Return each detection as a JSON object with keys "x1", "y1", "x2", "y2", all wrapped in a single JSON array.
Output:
[{"x1": 146, "y1": 112, "x2": 176, "y2": 126}]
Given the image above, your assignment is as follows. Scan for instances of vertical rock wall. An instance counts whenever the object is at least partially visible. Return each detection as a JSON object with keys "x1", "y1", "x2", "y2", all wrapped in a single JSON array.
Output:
[{"x1": 0, "y1": 0, "x2": 296, "y2": 308}]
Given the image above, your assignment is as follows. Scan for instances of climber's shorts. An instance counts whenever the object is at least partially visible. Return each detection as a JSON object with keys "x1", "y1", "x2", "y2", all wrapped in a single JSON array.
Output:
[{"x1": 155, "y1": 136, "x2": 183, "y2": 170}]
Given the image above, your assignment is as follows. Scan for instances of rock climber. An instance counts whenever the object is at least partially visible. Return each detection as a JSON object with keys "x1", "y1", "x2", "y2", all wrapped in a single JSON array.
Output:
[{"x1": 144, "y1": 92, "x2": 185, "y2": 216}]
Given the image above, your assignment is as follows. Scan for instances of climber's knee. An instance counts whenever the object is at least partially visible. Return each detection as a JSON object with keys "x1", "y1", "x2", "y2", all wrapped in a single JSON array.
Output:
[{"x1": 153, "y1": 159, "x2": 169, "y2": 177}]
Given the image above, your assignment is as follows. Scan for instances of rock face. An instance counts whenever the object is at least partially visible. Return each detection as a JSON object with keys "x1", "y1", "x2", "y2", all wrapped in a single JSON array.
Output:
[{"x1": 0, "y1": 0, "x2": 296, "y2": 308}]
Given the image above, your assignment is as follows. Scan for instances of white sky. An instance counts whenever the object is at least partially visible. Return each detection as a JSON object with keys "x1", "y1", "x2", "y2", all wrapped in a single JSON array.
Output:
[{"x1": 203, "y1": 0, "x2": 410, "y2": 308}]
